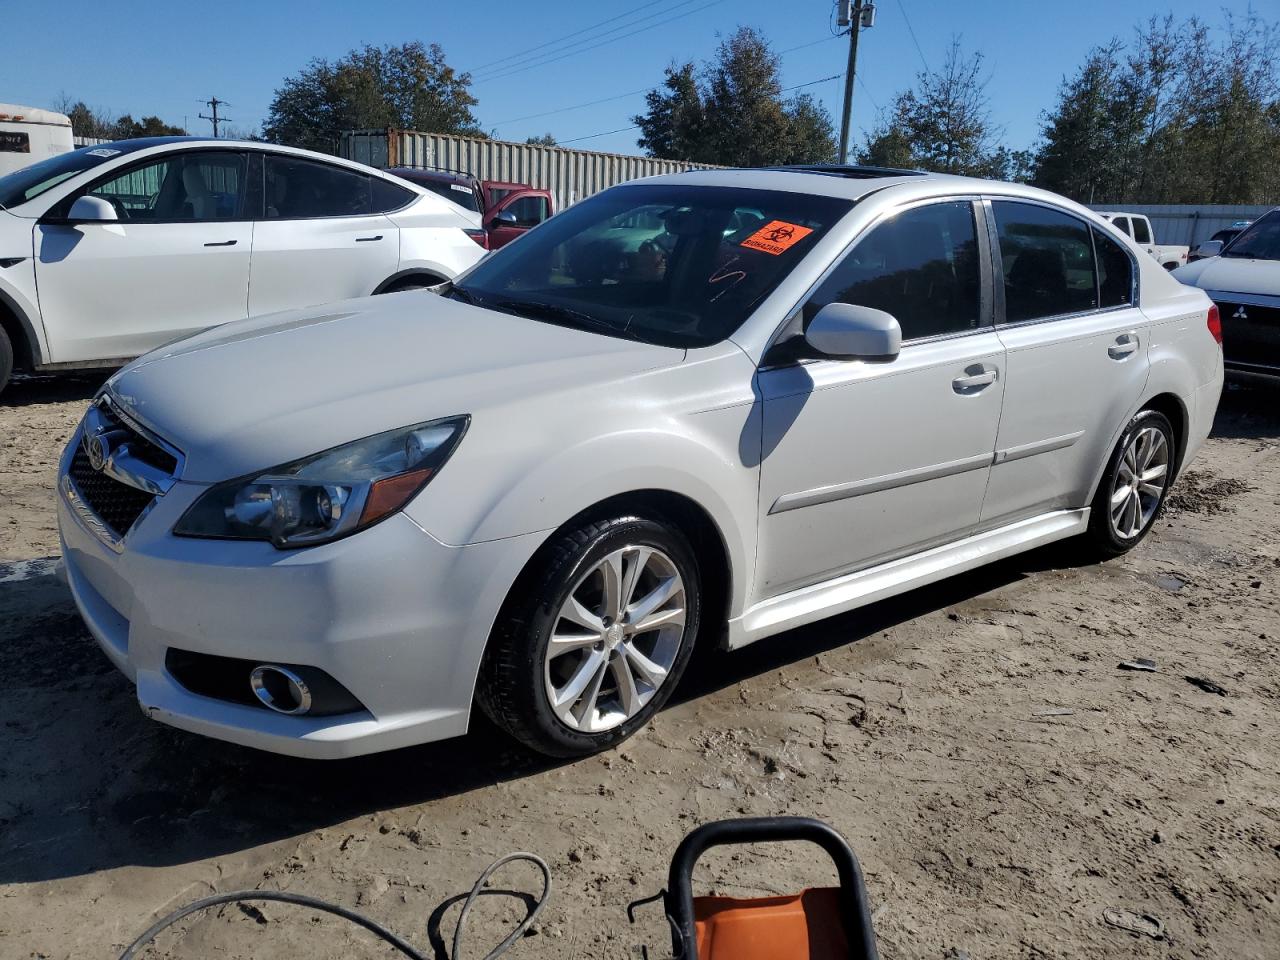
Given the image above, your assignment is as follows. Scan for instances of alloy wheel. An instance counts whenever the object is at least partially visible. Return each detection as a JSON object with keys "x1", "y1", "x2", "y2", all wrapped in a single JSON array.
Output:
[
  {"x1": 543, "y1": 545, "x2": 686, "y2": 733},
  {"x1": 1109, "y1": 425, "x2": 1169, "y2": 540}
]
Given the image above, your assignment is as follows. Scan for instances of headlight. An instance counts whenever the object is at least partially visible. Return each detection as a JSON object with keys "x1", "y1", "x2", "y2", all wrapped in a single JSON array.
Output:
[{"x1": 174, "y1": 416, "x2": 468, "y2": 548}]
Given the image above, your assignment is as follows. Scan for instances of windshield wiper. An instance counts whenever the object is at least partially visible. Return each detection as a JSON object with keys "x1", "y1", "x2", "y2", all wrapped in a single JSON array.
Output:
[
  {"x1": 446, "y1": 283, "x2": 484, "y2": 306},
  {"x1": 489, "y1": 298, "x2": 642, "y2": 340}
]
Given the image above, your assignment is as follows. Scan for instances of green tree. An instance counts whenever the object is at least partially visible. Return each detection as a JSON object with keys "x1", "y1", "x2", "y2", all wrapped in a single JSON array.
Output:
[
  {"x1": 116, "y1": 115, "x2": 187, "y2": 138},
  {"x1": 525, "y1": 133, "x2": 558, "y2": 146},
  {"x1": 263, "y1": 41, "x2": 480, "y2": 153},
  {"x1": 633, "y1": 27, "x2": 836, "y2": 165},
  {"x1": 858, "y1": 39, "x2": 1006, "y2": 176}
]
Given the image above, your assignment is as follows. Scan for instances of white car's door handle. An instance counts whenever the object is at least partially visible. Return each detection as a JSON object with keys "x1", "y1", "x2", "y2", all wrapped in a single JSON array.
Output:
[
  {"x1": 355, "y1": 235, "x2": 384, "y2": 242},
  {"x1": 1108, "y1": 333, "x2": 1140, "y2": 359},
  {"x1": 952, "y1": 367, "x2": 998, "y2": 393},
  {"x1": 203, "y1": 240, "x2": 237, "y2": 247}
]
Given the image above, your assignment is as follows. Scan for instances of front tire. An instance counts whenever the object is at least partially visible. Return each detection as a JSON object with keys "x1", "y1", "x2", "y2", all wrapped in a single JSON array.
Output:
[
  {"x1": 477, "y1": 515, "x2": 701, "y2": 758},
  {"x1": 1082, "y1": 409, "x2": 1176, "y2": 558},
  {"x1": 0, "y1": 325, "x2": 12, "y2": 395}
]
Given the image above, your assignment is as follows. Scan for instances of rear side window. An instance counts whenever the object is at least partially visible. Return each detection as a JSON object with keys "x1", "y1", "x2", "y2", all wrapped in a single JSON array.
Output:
[
  {"x1": 1131, "y1": 217, "x2": 1152, "y2": 244},
  {"x1": 371, "y1": 177, "x2": 414, "y2": 213},
  {"x1": 1093, "y1": 228, "x2": 1133, "y2": 308},
  {"x1": 805, "y1": 200, "x2": 983, "y2": 341},
  {"x1": 264, "y1": 156, "x2": 370, "y2": 219},
  {"x1": 993, "y1": 201, "x2": 1098, "y2": 323}
]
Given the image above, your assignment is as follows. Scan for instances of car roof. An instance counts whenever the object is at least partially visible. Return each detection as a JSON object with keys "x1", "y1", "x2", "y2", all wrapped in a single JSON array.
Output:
[
  {"x1": 637, "y1": 165, "x2": 1081, "y2": 208},
  {"x1": 389, "y1": 167, "x2": 478, "y2": 186}
]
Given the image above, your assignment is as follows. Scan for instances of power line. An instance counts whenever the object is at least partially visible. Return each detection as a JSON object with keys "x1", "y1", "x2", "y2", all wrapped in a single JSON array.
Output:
[
  {"x1": 467, "y1": 0, "x2": 673, "y2": 74},
  {"x1": 491, "y1": 36, "x2": 838, "y2": 132},
  {"x1": 472, "y1": 0, "x2": 729, "y2": 85},
  {"x1": 559, "y1": 74, "x2": 843, "y2": 145},
  {"x1": 894, "y1": 0, "x2": 931, "y2": 72},
  {"x1": 471, "y1": 0, "x2": 705, "y2": 80}
]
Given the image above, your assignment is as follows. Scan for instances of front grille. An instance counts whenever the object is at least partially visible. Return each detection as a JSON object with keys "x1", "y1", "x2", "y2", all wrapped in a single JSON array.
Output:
[{"x1": 68, "y1": 446, "x2": 155, "y2": 538}]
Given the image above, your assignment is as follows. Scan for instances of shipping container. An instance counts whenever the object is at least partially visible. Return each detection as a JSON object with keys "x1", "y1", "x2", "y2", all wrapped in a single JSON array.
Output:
[{"x1": 340, "y1": 129, "x2": 721, "y2": 210}]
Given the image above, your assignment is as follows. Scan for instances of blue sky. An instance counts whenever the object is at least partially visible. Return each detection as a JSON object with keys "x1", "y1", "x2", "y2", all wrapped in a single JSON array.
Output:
[{"x1": 1, "y1": 0, "x2": 1260, "y2": 156}]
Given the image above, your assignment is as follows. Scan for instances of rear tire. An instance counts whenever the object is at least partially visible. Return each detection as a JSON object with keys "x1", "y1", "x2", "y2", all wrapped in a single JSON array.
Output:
[
  {"x1": 476, "y1": 514, "x2": 701, "y2": 758},
  {"x1": 1081, "y1": 409, "x2": 1176, "y2": 558},
  {"x1": 0, "y1": 325, "x2": 12, "y2": 396}
]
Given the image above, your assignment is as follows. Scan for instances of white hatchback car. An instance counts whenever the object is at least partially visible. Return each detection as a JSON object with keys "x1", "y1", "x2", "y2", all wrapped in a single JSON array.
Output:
[
  {"x1": 0, "y1": 137, "x2": 485, "y2": 392},
  {"x1": 57, "y1": 166, "x2": 1223, "y2": 759}
]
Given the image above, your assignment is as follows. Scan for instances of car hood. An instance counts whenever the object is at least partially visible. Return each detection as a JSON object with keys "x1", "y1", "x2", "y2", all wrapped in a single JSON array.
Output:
[
  {"x1": 1174, "y1": 257, "x2": 1280, "y2": 297},
  {"x1": 105, "y1": 293, "x2": 684, "y2": 483}
]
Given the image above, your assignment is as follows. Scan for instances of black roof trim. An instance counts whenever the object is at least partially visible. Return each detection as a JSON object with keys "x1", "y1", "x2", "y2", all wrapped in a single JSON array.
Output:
[{"x1": 765, "y1": 164, "x2": 928, "y2": 179}]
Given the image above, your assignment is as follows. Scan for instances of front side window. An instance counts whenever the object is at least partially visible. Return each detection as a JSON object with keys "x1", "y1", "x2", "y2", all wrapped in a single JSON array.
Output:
[
  {"x1": 1131, "y1": 217, "x2": 1152, "y2": 244},
  {"x1": 993, "y1": 201, "x2": 1098, "y2": 323},
  {"x1": 1112, "y1": 216, "x2": 1130, "y2": 236},
  {"x1": 1093, "y1": 227, "x2": 1134, "y2": 308},
  {"x1": 804, "y1": 200, "x2": 983, "y2": 341},
  {"x1": 265, "y1": 156, "x2": 371, "y2": 219},
  {"x1": 1222, "y1": 210, "x2": 1280, "y2": 261},
  {"x1": 84, "y1": 150, "x2": 248, "y2": 221},
  {"x1": 504, "y1": 195, "x2": 550, "y2": 228},
  {"x1": 454, "y1": 184, "x2": 851, "y2": 349}
]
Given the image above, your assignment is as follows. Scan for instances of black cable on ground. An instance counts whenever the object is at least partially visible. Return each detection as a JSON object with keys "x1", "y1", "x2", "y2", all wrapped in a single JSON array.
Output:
[{"x1": 116, "y1": 852, "x2": 552, "y2": 960}]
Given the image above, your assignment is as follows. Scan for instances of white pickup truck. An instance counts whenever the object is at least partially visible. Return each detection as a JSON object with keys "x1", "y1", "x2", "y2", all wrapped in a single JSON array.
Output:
[{"x1": 1097, "y1": 212, "x2": 1188, "y2": 270}]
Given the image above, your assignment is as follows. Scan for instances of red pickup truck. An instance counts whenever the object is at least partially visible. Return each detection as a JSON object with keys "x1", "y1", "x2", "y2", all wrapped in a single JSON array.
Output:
[{"x1": 388, "y1": 168, "x2": 553, "y2": 250}]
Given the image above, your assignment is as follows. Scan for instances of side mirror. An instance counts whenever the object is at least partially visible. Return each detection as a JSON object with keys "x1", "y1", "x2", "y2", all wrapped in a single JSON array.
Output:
[
  {"x1": 804, "y1": 302, "x2": 902, "y2": 361},
  {"x1": 1191, "y1": 239, "x2": 1223, "y2": 259},
  {"x1": 491, "y1": 209, "x2": 518, "y2": 225},
  {"x1": 67, "y1": 196, "x2": 118, "y2": 223}
]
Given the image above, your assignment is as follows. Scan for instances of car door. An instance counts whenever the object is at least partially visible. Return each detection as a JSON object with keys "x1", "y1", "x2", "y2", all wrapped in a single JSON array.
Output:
[
  {"x1": 34, "y1": 148, "x2": 252, "y2": 363},
  {"x1": 755, "y1": 198, "x2": 1006, "y2": 599},
  {"x1": 247, "y1": 153, "x2": 399, "y2": 316},
  {"x1": 979, "y1": 199, "x2": 1150, "y2": 529},
  {"x1": 486, "y1": 191, "x2": 552, "y2": 249}
]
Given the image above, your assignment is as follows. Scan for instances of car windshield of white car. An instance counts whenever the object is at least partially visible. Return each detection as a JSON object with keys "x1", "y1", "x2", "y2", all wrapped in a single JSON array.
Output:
[
  {"x1": 0, "y1": 142, "x2": 141, "y2": 209},
  {"x1": 453, "y1": 184, "x2": 852, "y2": 348},
  {"x1": 1222, "y1": 210, "x2": 1280, "y2": 261}
]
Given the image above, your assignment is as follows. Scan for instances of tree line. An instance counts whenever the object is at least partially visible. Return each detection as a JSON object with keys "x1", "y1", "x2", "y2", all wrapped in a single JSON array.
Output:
[{"x1": 54, "y1": 11, "x2": 1278, "y2": 205}]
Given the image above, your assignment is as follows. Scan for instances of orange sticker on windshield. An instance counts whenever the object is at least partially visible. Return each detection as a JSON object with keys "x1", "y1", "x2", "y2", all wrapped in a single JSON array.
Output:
[{"x1": 741, "y1": 220, "x2": 814, "y2": 255}]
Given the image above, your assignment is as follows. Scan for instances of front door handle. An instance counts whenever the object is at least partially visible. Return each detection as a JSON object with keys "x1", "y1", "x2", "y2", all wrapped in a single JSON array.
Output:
[
  {"x1": 203, "y1": 240, "x2": 237, "y2": 247},
  {"x1": 355, "y1": 235, "x2": 383, "y2": 242},
  {"x1": 953, "y1": 365, "x2": 999, "y2": 394},
  {"x1": 1108, "y1": 332, "x2": 1140, "y2": 359}
]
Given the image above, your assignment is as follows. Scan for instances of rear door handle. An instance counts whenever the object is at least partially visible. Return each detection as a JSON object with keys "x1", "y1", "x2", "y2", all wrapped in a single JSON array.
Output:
[
  {"x1": 953, "y1": 365, "x2": 999, "y2": 394},
  {"x1": 1108, "y1": 332, "x2": 1140, "y2": 359},
  {"x1": 355, "y1": 235, "x2": 383, "y2": 242},
  {"x1": 203, "y1": 240, "x2": 237, "y2": 247}
]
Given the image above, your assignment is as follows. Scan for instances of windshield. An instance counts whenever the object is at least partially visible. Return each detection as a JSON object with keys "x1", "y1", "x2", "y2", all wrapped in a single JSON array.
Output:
[
  {"x1": 1222, "y1": 210, "x2": 1280, "y2": 261},
  {"x1": 454, "y1": 184, "x2": 852, "y2": 348},
  {"x1": 419, "y1": 178, "x2": 481, "y2": 213},
  {"x1": 0, "y1": 145, "x2": 125, "y2": 209}
]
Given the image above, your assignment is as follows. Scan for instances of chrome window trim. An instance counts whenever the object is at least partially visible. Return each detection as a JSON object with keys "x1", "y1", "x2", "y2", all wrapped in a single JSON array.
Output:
[{"x1": 761, "y1": 193, "x2": 994, "y2": 365}]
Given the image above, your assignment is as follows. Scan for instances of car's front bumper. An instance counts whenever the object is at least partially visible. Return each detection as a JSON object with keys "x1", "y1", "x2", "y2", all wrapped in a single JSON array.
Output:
[{"x1": 57, "y1": 434, "x2": 545, "y2": 759}]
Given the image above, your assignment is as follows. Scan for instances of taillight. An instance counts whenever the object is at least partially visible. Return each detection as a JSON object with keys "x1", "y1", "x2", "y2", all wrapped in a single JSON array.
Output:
[
  {"x1": 1207, "y1": 303, "x2": 1222, "y2": 344},
  {"x1": 464, "y1": 228, "x2": 489, "y2": 250}
]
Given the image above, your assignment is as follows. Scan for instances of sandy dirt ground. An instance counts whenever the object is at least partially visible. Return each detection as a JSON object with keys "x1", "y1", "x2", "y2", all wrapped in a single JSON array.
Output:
[{"x1": 1, "y1": 372, "x2": 1277, "y2": 960}]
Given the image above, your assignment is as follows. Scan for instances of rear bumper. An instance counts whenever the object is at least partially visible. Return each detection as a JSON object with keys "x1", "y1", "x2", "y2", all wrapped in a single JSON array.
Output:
[{"x1": 57, "y1": 448, "x2": 545, "y2": 759}]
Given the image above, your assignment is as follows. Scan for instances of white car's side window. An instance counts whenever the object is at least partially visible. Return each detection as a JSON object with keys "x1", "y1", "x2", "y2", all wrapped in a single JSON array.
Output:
[
  {"x1": 992, "y1": 201, "x2": 1100, "y2": 323},
  {"x1": 803, "y1": 200, "x2": 984, "y2": 342},
  {"x1": 264, "y1": 155, "x2": 371, "y2": 220},
  {"x1": 83, "y1": 151, "x2": 248, "y2": 222}
]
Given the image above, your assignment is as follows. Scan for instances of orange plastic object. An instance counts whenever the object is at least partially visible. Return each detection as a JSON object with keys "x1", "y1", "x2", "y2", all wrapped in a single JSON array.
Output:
[{"x1": 694, "y1": 887, "x2": 849, "y2": 960}]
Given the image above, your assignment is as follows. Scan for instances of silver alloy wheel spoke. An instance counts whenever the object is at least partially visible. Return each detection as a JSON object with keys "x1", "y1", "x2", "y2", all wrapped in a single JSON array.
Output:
[
  {"x1": 544, "y1": 543, "x2": 686, "y2": 733},
  {"x1": 1109, "y1": 426, "x2": 1170, "y2": 540}
]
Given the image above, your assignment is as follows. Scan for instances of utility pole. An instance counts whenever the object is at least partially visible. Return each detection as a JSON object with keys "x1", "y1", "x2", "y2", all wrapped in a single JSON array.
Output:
[
  {"x1": 836, "y1": 1, "x2": 875, "y2": 164},
  {"x1": 198, "y1": 97, "x2": 230, "y2": 137}
]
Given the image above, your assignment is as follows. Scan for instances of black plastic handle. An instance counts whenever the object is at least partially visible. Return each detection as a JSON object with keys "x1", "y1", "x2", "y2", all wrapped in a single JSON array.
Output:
[{"x1": 665, "y1": 817, "x2": 879, "y2": 960}]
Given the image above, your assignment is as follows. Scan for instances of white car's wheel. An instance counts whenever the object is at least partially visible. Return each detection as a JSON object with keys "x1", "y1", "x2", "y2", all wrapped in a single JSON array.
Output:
[
  {"x1": 477, "y1": 514, "x2": 701, "y2": 757},
  {"x1": 1084, "y1": 409, "x2": 1176, "y2": 557}
]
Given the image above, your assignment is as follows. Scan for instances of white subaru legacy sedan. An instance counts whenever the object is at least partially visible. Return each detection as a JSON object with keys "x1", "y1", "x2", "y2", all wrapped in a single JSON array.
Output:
[
  {"x1": 57, "y1": 166, "x2": 1223, "y2": 759},
  {"x1": 0, "y1": 137, "x2": 485, "y2": 393}
]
